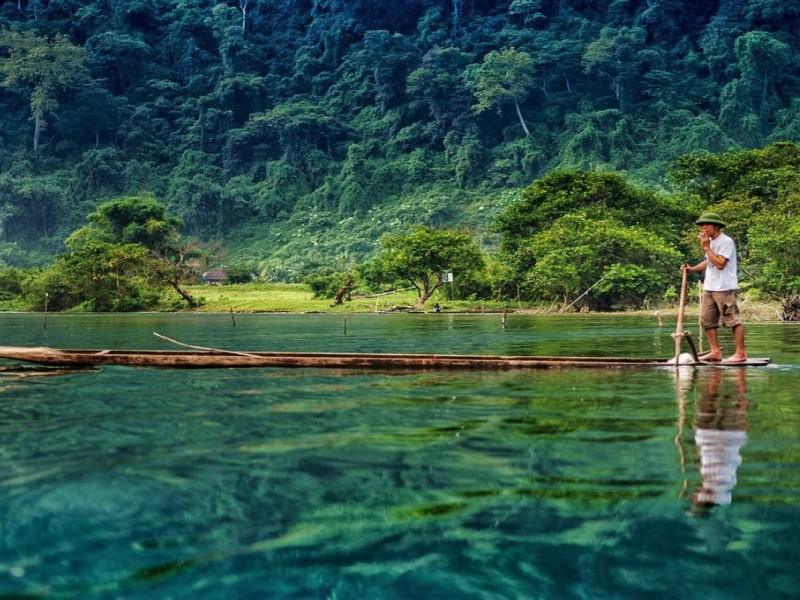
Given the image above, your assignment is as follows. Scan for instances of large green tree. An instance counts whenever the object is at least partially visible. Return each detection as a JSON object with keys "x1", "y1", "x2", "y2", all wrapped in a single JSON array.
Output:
[
  {"x1": 67, "y1": 195, "x2": 201, "y2": 307},
  {"x1": 466, "y1": 48, "x2": 535, "y2": 137},
  {"x1": 748, "y1": 198, "x2": 800, "y2": 304},
  {"x1": 496, "y1": 170, "x2": 689, "y2": 309},
  {"x1": 23, "y1": 240, "x2": 156, "y2": 312},
  {"x1": 0, "y1": 30, "x2": 90, "y2": 151},
  {"x1": 369, "y1": 226, "x2": 485, "y2": 305},
  {"x1": 406, "y1": 46, "x2": 473, "y2": 137},
  {"x1": 719, "y1": 31, "x2": 793, "y2": 146},
  {"x1": 582, "y1": 26, "x2": 646, "y2": 113},
  {"x1": 518, "y1": 212, "x2": 682, "y2": 310},
  {"x1": 497, "y1": 169, "x2": 688, "y2": 253}
]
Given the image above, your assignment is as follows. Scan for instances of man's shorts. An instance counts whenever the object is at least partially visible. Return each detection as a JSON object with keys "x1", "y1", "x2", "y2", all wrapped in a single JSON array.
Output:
[{"x1": 701, "y1": 290, "x2": 742, "y2": 330}]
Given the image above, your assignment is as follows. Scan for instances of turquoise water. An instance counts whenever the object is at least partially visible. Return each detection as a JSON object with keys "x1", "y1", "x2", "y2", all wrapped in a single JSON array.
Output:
[{"x1": 1, "y1": 313, "x2": 799, "y2": 599}]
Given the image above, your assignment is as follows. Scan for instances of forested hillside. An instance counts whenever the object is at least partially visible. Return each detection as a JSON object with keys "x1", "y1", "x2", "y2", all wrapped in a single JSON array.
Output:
[{"x1": 1, "y1": 0, "x2": 799, "y2": 279}]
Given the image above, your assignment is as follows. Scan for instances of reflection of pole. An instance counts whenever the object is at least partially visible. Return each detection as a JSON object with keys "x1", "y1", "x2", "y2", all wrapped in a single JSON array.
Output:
[{"x1": 674, "y1": 367, "x2": 693, "y2": 498}]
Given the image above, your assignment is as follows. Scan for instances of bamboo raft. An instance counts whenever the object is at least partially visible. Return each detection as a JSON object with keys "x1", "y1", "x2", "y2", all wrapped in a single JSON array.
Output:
[{"x1": 0, "y1": 346, "x2": 772, "y2": 370}]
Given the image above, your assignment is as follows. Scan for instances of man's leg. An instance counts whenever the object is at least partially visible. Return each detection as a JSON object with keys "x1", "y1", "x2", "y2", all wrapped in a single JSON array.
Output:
[
  {"x1": 727, "y1": 323, "x2": 747, "y2": 362},
  {"x1": 722, "y1": 291, "x2": 747, "y2": 362},
  {"x1": 705, "y1": 326, "x2": 722, "y2": 360},
  {"x1": 701, "y1": 291, "x2": 722, "y2": 360}
]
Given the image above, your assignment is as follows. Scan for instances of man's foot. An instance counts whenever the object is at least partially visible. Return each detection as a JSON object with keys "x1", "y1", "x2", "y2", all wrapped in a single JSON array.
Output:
[
  {"x1": 723, "y1": 354, "x2": 748, "y2": 364},
  {"x1": 699, "y1": 351, "x2": 722, "y2": 362}
]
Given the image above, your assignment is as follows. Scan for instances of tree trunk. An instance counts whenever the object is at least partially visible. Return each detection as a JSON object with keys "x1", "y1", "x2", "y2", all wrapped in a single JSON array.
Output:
[
  {"x1": 515, "y1": 102, "x2": 531, "y2": 137},
  {"x1": 170, "y1": 281, "x2": 197, "y2": 307},
  {"x1": 330, "y1": 277, "x2": 355, "y2": 307},
  {"x1": 451, "y1": 0, "x2": 461, "y2": 34},
  {"x1": 240, "y1": 0, "x2": 249, "y2": 35},
  {"x1": 781, "y1": 295, "x2": 800, "y2": 321},
  {"x1": 417, "y1": 282, "x2": 444, "y2": 306},
  {"x1": 33, "y1": 119, "x2": 42, "y2": 152}
]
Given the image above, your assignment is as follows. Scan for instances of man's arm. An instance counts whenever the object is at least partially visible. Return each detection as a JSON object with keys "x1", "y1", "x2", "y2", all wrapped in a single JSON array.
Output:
[
  {"x1": 700, "y1": 234, "x2": 730, "y2": 270},
  {"x1": 682, "y1": 260, "x2": 708, "y2": 273}
]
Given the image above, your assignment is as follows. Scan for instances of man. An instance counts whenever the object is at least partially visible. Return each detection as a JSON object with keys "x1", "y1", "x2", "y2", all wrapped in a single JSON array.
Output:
[{"x1": 681, "y1": 212, "x2": 747, "y2": 363}]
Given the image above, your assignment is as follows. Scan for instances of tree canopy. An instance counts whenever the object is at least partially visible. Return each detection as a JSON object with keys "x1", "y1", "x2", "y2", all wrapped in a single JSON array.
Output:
[
  {"x1": 0, "y1": 29, "x2": 89, "y2": 151},
  {"x1": 0, "y1": 0, "x2": 799, "y2": 276},
  {"x1": 47, "y1": 195, "x2": 201, "y2": 310},
  {"x1": 5, "y1": 142, "x2": 800, "y2": 314},
  {"x1": 369, "y1": 226, "x2": 485, "y2": 305},
  {"x1": 495, "y1": 170, "x2": 689, "y2": 308}
]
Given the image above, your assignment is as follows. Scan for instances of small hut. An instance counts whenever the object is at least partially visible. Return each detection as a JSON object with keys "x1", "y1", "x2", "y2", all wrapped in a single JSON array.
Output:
[{"x1": 201, "y1": 268, "x2": 228, "y2": 285}]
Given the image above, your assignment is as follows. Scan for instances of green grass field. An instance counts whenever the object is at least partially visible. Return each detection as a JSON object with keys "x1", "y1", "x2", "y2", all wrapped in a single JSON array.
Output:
[
  {"x1": 184, "y1": 283, "x2": 516, "y2": 314},
  {"x1": 0, "y1": 282, "x2": 779, "y2": 319},
  {"x1": 183, "y1": 283, "x2": 780, "y2": 321}
]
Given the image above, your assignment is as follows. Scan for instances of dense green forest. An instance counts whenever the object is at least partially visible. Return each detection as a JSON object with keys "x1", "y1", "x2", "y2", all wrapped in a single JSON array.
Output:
[{"x1": 1, "y1": 1, "x2": 800, "y2": 312}]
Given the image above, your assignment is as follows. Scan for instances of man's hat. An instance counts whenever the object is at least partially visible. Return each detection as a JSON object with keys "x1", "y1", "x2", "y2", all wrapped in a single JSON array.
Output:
[{"x1": 695, "y1": 212, "x2": 726, "y2": 227}]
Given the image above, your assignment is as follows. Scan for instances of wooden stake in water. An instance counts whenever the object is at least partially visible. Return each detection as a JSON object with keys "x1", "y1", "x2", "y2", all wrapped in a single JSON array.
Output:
[
  {"x1": 673, "y1": 269, "x2": 689, "y2": 367},
  {"x1": 43, "y1": 292, "x2": 49, "y2": 329},
  {"x1": 230, "y1": 307, "x2": 236, "y2": 326},
  {"x1": 501, "y1": 306, "x2": 508, "y2": 329},
  {"x1": 343, "y1": 315, "x2": 347, "y2": 336}
]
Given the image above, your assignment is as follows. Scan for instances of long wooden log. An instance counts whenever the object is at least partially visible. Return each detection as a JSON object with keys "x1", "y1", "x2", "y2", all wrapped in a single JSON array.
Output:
[{"x1": 0, "y1": 346, "x2": 772, "y2": 370}]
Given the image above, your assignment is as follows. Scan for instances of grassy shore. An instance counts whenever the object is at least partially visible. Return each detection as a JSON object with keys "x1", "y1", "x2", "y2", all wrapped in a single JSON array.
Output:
[
  {"x1": 184, "y1": 283, "x2": 517, "y2": 313},
  {"x1": 183, "y1": 283, "x2": 782, "y2": 320},
  {"x1": 0, "y1": 282, "x2": 781, "y2": 319}
]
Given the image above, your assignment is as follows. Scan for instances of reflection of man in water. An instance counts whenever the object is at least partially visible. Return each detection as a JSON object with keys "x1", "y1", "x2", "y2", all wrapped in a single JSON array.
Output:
[{"x1": 692, "y1": 369, "x2": 749, "y2": 511}]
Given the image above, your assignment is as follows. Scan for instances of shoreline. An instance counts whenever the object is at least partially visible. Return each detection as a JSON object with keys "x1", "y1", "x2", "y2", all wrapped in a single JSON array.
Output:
[{"x1": 0, "y1": 281, "x2": 785, "y2": 321}]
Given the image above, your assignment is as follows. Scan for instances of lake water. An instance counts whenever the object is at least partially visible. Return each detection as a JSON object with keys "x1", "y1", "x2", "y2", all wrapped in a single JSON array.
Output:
[{"x1": 1, "y1": 312, "x2": 799, "y2": 599}]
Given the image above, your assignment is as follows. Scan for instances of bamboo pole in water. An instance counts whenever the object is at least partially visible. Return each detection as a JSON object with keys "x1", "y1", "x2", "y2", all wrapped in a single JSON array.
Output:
[{"x1": 673, "y1": 269, "x2": 689, "y2": 367}]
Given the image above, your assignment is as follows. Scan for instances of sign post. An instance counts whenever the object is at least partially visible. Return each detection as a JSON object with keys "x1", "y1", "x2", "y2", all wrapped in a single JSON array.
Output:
[{"x1": 442, "y1": 271, "x2": 454, "y2": 301}]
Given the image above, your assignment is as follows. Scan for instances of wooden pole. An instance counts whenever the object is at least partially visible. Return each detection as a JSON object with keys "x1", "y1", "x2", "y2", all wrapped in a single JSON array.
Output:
[
  {"x1": 673, "y1": 269, "x2": 688, "y2": 367},
  {"x1": 229, "y1": 307, "x2": 236, "y2": 326},
  {"x1": 153, "y1": 332, "x2": 262, "y2": 358},
  {"x1": 558, "y1": 273, "x2": 608, "y2": 314},
  {"x1": 43, "y1": 293, "x2": 49, "y2": 329}
]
